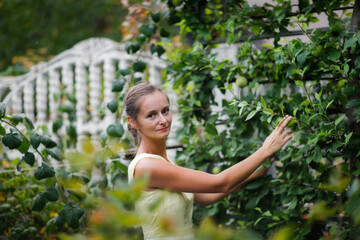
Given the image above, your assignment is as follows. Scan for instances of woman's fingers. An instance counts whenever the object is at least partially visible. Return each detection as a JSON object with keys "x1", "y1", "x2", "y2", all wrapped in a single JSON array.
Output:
[{"x1": 277, "y1": 116, "x2": 292, "y2": 132}]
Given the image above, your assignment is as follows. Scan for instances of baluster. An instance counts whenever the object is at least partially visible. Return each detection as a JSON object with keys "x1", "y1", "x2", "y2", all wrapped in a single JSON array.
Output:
[
  {"x1": 148, "y1": 63, "x2": 162, "y2": 85},
  {"x1": 103, "y1": 59, "x2": 116, "y2": 124},
  {"x1": 89, "y1": 63, "x2": 101, "y2": 134},
  {"x1": 11, "y1": 87, "x2": 23, "y2": 115},
  {"x1": 49, "y1": 69, "x2": 60, "y2": 122},
  {"x1": 119, "y1": 59, "x2": 129, "y2": 89},
  {"x1": 24, "y1": 80, "x2": 35, "y2": 121},
  {"x1": 62, "y1": 64, "x2": 74, "y2": 95},
  {"x1": 75, "y1": 61, "x2": 87, "y2": 135},
  {"x1": 36, "y1": 73, "x2": 47, "y2": 125}
]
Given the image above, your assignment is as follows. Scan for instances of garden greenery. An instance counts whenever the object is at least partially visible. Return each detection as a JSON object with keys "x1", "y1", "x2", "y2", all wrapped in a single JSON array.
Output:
[{"x1": 1, "y1": 0, "x2": 360, "y2": 239}]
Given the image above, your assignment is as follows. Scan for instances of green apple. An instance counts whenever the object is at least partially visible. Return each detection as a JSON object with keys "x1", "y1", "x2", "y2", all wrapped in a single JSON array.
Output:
[
  {"x1": 236, "y1": 75, "x2": 248, "y2": 88},
  {"x1": 212, "y1": 166, "x2": 221, "y2": 174}
]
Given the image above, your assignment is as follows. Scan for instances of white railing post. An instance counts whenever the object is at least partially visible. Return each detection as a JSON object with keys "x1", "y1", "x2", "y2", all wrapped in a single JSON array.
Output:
[
  {"x1": 149, "y1": 63, "x2": 162, "y2": 85},
  {"x1": 11, "y1": 87, "x2": 22, "y2": 115},
  {"x1": 49, "y1": 69, "x2": 60, "y2": 122},
  {"x1": 103, "y1": 58, "x2": 116, "y2": 124},
  {"x1": 89, "y1": 63, "x2": 101, "y2": 134},
  {"x1": 36, "y1": 73, "x2": 47, "y2": 125},
  {"x1": 62, "y1": 64, "x2": 74, "y2": 95},
  {"x1": 75, "y1": 61, "x2": 87, "y2": 136},
  {"x1": 24, "y1": 80, "x2": 35, "y2": 121}
]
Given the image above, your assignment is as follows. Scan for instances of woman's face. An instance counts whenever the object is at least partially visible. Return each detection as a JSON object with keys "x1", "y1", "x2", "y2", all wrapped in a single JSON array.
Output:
[{"x1": 132, "y1": 91, "x2": 172, "y2": 142}]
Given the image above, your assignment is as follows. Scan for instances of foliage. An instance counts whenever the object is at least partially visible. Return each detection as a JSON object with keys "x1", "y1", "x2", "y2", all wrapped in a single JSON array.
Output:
[
  {"x1": 2, "y1": 0, "x2": 360, "y2": 239},
  {"x1": 0, "y1": 0, "x2": 128, "y2": 73},
  {"x1": 155, "y1": 0, "x2": 360, "y2": 239}
]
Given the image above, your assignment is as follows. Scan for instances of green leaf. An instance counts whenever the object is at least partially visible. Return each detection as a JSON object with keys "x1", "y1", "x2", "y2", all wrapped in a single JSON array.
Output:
[
  {"x1": 0, "y1": 125, "x2": 5, "y2": 135},
  {"x1": 54, "y1": 213, "x2": 66, "y2": 228},
  {"x1": 156, "y1": 45, "x2": 166, "y2": 57},
  {"x1": 346, "y1": 99, "x2": 360, "y2": 108},
  {"x1": 23, "y1": 152, "x2": 35, "y2": 166},
  {"x1": 45, "y1": 186, "x2": 59, "y2": 202},
  {"x1": 139, "y1": 24, "x2": 157, "y2": 37},
  {"x1": 294, "y1": 80, "x2": 304, "y2": 87},
  {"x1": 58, "y1": 104, "x2": 74, "y2": 113},
  {"x1": 160, "y1": 28, "x2": 170, "y2": 38},
  {"x1": 41, "y1": 136, "x2": 57, "y2": 148},
  {"x1": 119, "y1": 68, "x2": 131, "y2": 76},
  {"x1": 31, "y1": 134, "x2": 41, "y2": 148},
  {"x1": 11, "y1": 115, "x2": 23, "y2": 124},
  {"x1": 34, "y1": 162, "x2": 56, "y2": 180},
  {"x1": 66, "y1": 125, "x2": 77, "y2": 139},
  {"x1": 168, "y1": 11, "x2": 181, "y2": 25},
  {"x1": 296, "y1": 52, "x2": 308, "y2": 65},
  {"x1": 131, "y1": 42, "x2": 141, "y2": 54},
  {"x1": 237, "y1": 101, "x2": 248, "y2": 108},
  {"x1": 2, "y1": 131, "x2": 23, "y2": 149},
  {"x1": 205, "y1": 122, "x2": 218, "y2": 135},
  {"x1": 52, "y1": 119, "x2": 63, "y2": 133},
  {"x1": 246, "y1": 110, "x2": 258, "y2": 121},
  {"x1": 345, "y1": 132, "x2": 353, "y2": 145},
  {"x1": 150, "y1": 43, "x2": 157, "y2": 54},
  {"x1": 132, "y1": 60, "x2": 147, "y2": 72},
  {"x1": 112, "y1": 80, "x2": 125, "y2": 92},
  {"x1": 262, "y1": 108, "x2": 273, "y2": 116},
  {"x1": 151, "y1": 12, "x2": 161, "y2": 23},
  {"x1": 16, "y1": 158, "x2": 23, "y2": 172},
  {"x1": 107, "y1": 100, "x2": 118, "y2": 113},
  {"x1": 326, "y1": 99, "x2": 334, "y2": 109},
  {"x1": 354, "y1": 56, "x2": 360, "y2": 69},
  {"x1": 260, "y1": 97, "x2": 266, "y2": 107},
  {"x1": 46, "y1": 148, "x2": 62, "y2": 161},
  {"x1": 23, "y1": 117, "x2": 34, "y2": 130},
  {"x1": 0, "y1": 102, "x2": 6, "y2": 119},
  {"x1": 107, "y1": 122, "x2": 124, "y2": 138},
  {"x1": 72, "y1": 172, "x2": 90, "y2": 183},
  {"x1": 335, "y1": 114, "x2": 345, "y2": 126},
  {"x1": 63, "y1": 203, "x2": 85, "y2": 229},
  {"x1": 327, "y1": 49, "x2": 341, "y2": 61},
  {"x1": 32, "y1": 192, "x2": 47, "y2": 211},
  {"x1": 344, "y1": 37, "x2": 357, "y2": 49},
  {"x1": 18, "y1": 138, "x2": 30, "y2": 153}
]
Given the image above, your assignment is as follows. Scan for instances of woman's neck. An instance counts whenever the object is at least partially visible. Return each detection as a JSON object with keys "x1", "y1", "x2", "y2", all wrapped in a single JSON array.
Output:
[{"x1": 137, "y1": 139, "x2": 167, "y2": 159}]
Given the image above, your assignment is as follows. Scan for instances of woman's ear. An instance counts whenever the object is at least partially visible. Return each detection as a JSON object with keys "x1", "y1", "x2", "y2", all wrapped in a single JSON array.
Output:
[{"x1": 127, "y1": 116, "x2": 138, "y2": 130}]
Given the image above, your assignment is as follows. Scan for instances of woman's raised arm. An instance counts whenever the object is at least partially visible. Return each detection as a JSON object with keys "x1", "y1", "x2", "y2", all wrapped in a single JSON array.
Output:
[{"x1": 133, "y1": 116, "x2": 293, "y2": 196}]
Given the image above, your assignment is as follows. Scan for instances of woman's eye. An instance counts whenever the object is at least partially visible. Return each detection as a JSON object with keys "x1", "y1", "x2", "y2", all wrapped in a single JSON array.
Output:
[
  {"x1": 163, "y1": 109, "x2": 169, "y2": 114},
  {"x1": 148, "y1": 114, "x2": 155, "y2": 118}
]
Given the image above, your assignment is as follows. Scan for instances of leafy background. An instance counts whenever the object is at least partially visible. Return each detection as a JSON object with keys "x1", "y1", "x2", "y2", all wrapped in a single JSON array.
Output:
[{"x1": 1, "y1": 0, "x2": 360, "y2": 239}]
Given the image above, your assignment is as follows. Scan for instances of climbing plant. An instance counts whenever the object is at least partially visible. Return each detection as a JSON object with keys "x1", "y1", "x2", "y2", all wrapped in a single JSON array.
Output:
[
  {"x1": 118, "y1": 0, "x2": 360, "y2": 239},
  {"x1": 1, "y1": 0, "x2": 360, "y2": 239}
]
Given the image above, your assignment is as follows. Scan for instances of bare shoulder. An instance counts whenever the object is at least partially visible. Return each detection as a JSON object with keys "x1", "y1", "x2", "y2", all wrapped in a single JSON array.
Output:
[{"x1": 133, "y1": 157, "x2": 172, "y2": 179}]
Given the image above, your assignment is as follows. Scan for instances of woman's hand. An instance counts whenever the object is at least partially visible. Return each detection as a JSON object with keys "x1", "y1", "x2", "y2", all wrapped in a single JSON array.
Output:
[{"x1": 262, "y1": 115, "x2": 293, "y2": 156}]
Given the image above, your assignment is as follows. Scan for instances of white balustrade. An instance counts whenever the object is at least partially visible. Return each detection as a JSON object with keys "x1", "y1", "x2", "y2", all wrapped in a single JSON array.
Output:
[
  {"x1": 24, "y1": 80, "x2": 35, "y2": 121},
  {"x1": 49, "y1": 69, "x2": 60, "y2": 122},
  {"x1": 103, "y1": 59, "x2": 116, "y2": 124},
  {"x1": 62, "y1": 64, "x2": 74, "y2": 96},
  {"x1": 0, "y1": 38, "x2": 167, "y2": 151},
  {"x1": 149, "y1": 63, "x2": 162, "y2": 85},
  {"x1": 89, "y1": 63, "x2": 101, "y2": 133},
  {"x1": 36, "y1": 73, "x2": 47, "y2": 125},
  {"x1": 75, "y1": 61, "x2": 87, "y2": 133},
  {"x1": 11, "y1": 87, "x2": 23, "y2": 115}
]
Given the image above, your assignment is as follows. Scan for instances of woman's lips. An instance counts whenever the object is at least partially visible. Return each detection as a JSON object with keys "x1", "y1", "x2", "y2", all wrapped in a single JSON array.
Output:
[{"x1": 158, "y1": 127, "x2": 168, "y2": 131}]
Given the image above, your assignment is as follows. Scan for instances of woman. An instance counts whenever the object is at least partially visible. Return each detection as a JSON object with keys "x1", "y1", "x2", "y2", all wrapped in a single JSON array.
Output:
[{"x1": 126, "y1": 82, "x2": 292, "y2": 240}]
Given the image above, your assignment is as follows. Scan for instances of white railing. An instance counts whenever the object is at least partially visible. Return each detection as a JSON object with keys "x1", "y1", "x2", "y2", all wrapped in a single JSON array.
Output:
[{"x1": 0, "y1": 38, "x2": 168, "y2": 146}]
